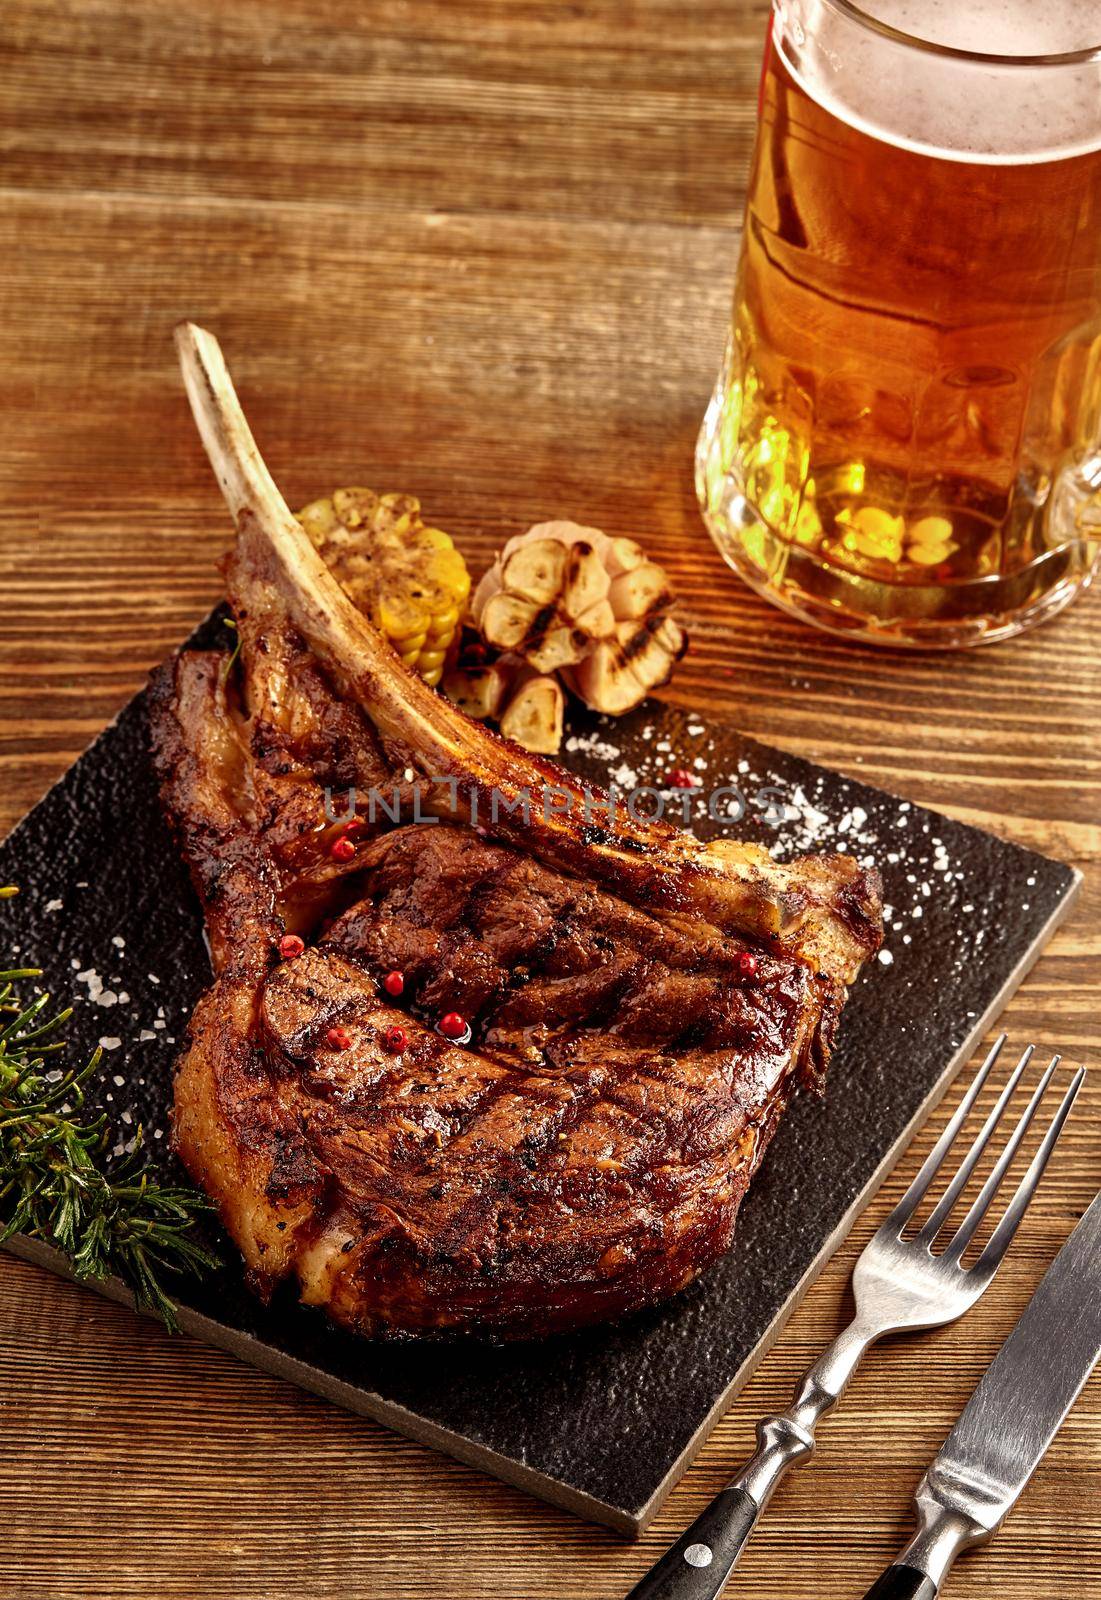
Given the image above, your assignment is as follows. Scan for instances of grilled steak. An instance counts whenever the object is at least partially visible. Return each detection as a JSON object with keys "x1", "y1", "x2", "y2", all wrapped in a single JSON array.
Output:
[{"x1": 151, "y1": 325, "x2": 882, "y2": 1340}]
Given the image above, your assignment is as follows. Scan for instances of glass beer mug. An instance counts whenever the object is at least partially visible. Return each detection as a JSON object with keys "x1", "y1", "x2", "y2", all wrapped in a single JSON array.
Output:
[{"x1": 696, "y1": 1, "x2": 1101, "y2": 646}]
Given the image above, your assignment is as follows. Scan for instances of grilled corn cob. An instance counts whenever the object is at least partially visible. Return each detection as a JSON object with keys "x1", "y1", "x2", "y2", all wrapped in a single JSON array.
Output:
[{"x1": 298, "y1": 487, "x2": 470, "y2": 685}]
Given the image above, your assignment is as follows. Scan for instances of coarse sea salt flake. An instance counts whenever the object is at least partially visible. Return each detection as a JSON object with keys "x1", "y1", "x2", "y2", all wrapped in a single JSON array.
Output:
[{"x1": 791, "y1": 785, "x2": 830, "y2": 833}]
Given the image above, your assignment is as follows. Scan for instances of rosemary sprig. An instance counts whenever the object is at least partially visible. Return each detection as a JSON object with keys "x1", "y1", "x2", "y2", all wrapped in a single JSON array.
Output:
[{"x1": 0, "y1": 891, "x2": 219, "y2": 1330}]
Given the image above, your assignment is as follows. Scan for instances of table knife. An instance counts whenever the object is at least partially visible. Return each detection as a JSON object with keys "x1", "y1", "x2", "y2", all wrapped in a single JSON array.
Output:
[{"x1": 863, "y1": 1188, "x2": 1101, "y2": 1599}]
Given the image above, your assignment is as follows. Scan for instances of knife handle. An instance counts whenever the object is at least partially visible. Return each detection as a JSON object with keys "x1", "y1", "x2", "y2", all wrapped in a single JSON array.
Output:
[
  {"x1": 623, "y1": 1488, "x2": 758, "y2": 1600},
  {"x1": 861, "y1": 1566, "x2": 939, "y2": 1600},
  {"x1": 624, "y1": 1317, "x2": 877, "y2": 1600}
]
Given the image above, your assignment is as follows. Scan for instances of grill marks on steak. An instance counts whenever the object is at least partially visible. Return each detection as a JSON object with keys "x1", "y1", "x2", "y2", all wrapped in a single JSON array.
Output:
[
  {"x1": 152, "y1": 628, "x2": 867, "y2": 1336},
  {"x1": 154, "y1": 627, "x2": 842, "y2": 1337},
  {"x1": 252, "y1": 915, "x2": 818, "y2": 1337},
  {"x1": 156, "y1": 323, "x2": 882, "y2": 1339},
  {"x1": 324, "y1": 826, "x2": 829, "y2": 1069}
]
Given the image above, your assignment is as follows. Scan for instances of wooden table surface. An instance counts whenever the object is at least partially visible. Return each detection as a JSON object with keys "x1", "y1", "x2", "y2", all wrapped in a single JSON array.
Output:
[{"x1": 2, "y1": 2, "x2": 1099, "y2": 1596}]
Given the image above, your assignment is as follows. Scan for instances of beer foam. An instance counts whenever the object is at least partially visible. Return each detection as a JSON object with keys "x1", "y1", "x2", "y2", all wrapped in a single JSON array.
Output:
[{"x1": 779, "y1": 0, "x2": 1101, "y2": 163}]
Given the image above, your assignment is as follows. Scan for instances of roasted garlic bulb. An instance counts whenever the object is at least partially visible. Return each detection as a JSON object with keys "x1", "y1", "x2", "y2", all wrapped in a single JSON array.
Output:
[{"x1": 470, "y1": 521, "x2": 686, "y2": 717}]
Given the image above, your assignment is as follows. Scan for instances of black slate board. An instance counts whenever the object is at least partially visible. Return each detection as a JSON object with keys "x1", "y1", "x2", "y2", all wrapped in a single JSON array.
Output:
[{"x1": 0, "y1": 615, "x2": 1079, "y2": 1536}]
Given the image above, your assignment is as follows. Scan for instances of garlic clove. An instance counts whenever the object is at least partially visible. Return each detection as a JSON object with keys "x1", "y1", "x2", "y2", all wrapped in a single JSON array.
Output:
[
  {"x1": 442, "y1": 662, "x2": 514, "y2": 720},
  {"x1": 572, "y1": 597, "x2": 617, "y2": 639},
  {"x1": 525, "y1": 625, "x2": 589, "y2": 674},
  {"x1": 480, "y1": 591, "x2": 543, "y2": 650},
  {"x1": 501, "y1": 538, "x2": 568, "y2": 606},
  {"x1": 559, "y1": 540, "x2": 610, "y2": 621},
  {"x1": 608, "y1": 562, "x2": 671, "y2": 621},
  {"x1": 499, "y1": 673, "x2": 565, "y2": 755},
  {"x1": 604, "y1": 536, "x2": 646, "y2": 577}
]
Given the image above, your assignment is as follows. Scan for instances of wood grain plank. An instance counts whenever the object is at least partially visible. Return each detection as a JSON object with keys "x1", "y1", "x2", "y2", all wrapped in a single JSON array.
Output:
[{"x1": 3, "y1": 0, "x2": 768, "y2": 227}]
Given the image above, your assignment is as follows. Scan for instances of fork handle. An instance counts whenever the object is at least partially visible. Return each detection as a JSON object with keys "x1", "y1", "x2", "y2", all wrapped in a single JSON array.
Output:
[{"x1": 624, "y1": 1317, "x2": 877, "y2": 1600}]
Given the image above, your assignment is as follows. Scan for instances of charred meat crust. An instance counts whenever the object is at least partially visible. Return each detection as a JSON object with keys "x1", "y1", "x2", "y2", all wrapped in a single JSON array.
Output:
[
  {"x1": 151, "y1": 631, "x2": 876, "y2": 1339},
  {"x1": 155, "y1": 322, "x2": 882, "y2": 1340}
]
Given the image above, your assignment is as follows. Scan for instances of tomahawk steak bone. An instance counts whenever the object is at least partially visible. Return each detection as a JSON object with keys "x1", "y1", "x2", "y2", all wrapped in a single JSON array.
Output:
[{"x1": 150, "y1": 324, "x2": 882, "y2": 1338}]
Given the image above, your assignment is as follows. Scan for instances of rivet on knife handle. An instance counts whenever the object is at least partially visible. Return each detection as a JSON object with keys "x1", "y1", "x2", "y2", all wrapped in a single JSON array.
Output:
[
  {"x1": 624, "y1": 1487, "x2": 758, "y2": 1600},
  {"x1": 625, "y1": 1318, "x2": 876, "y2": 1599}
]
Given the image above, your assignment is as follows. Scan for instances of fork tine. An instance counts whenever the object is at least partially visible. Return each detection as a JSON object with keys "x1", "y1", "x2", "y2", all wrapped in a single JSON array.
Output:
[
  {"x1": 941, "y1": 1055, "x2": 1060, "y2": 1260},
  {"x1": 915, "y1": 1041, "x2": 1035, "y2": 1247},
  {"x1": 882, "y1": 1034, "x2": 1006, "y2": 1236},
  {"x1": 971, "y1": 1065, "x2": 1086, "y2": 1275}
]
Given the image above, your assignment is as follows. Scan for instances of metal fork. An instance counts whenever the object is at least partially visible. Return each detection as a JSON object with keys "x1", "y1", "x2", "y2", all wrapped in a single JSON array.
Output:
[{"x1": 625, "y1": 1036, "x2": 1085, "y2": 1600}]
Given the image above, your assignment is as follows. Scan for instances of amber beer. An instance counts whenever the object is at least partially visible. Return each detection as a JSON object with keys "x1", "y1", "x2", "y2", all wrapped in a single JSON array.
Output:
[{"x1": 697, "y1": 1, "x2": 1101, "y2": 645}]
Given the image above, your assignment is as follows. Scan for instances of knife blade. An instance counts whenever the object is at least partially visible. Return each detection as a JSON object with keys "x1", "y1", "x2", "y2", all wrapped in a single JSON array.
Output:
[{"x1": 863, "y1": 1189, "x2": 1101, "y2": 1600}]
